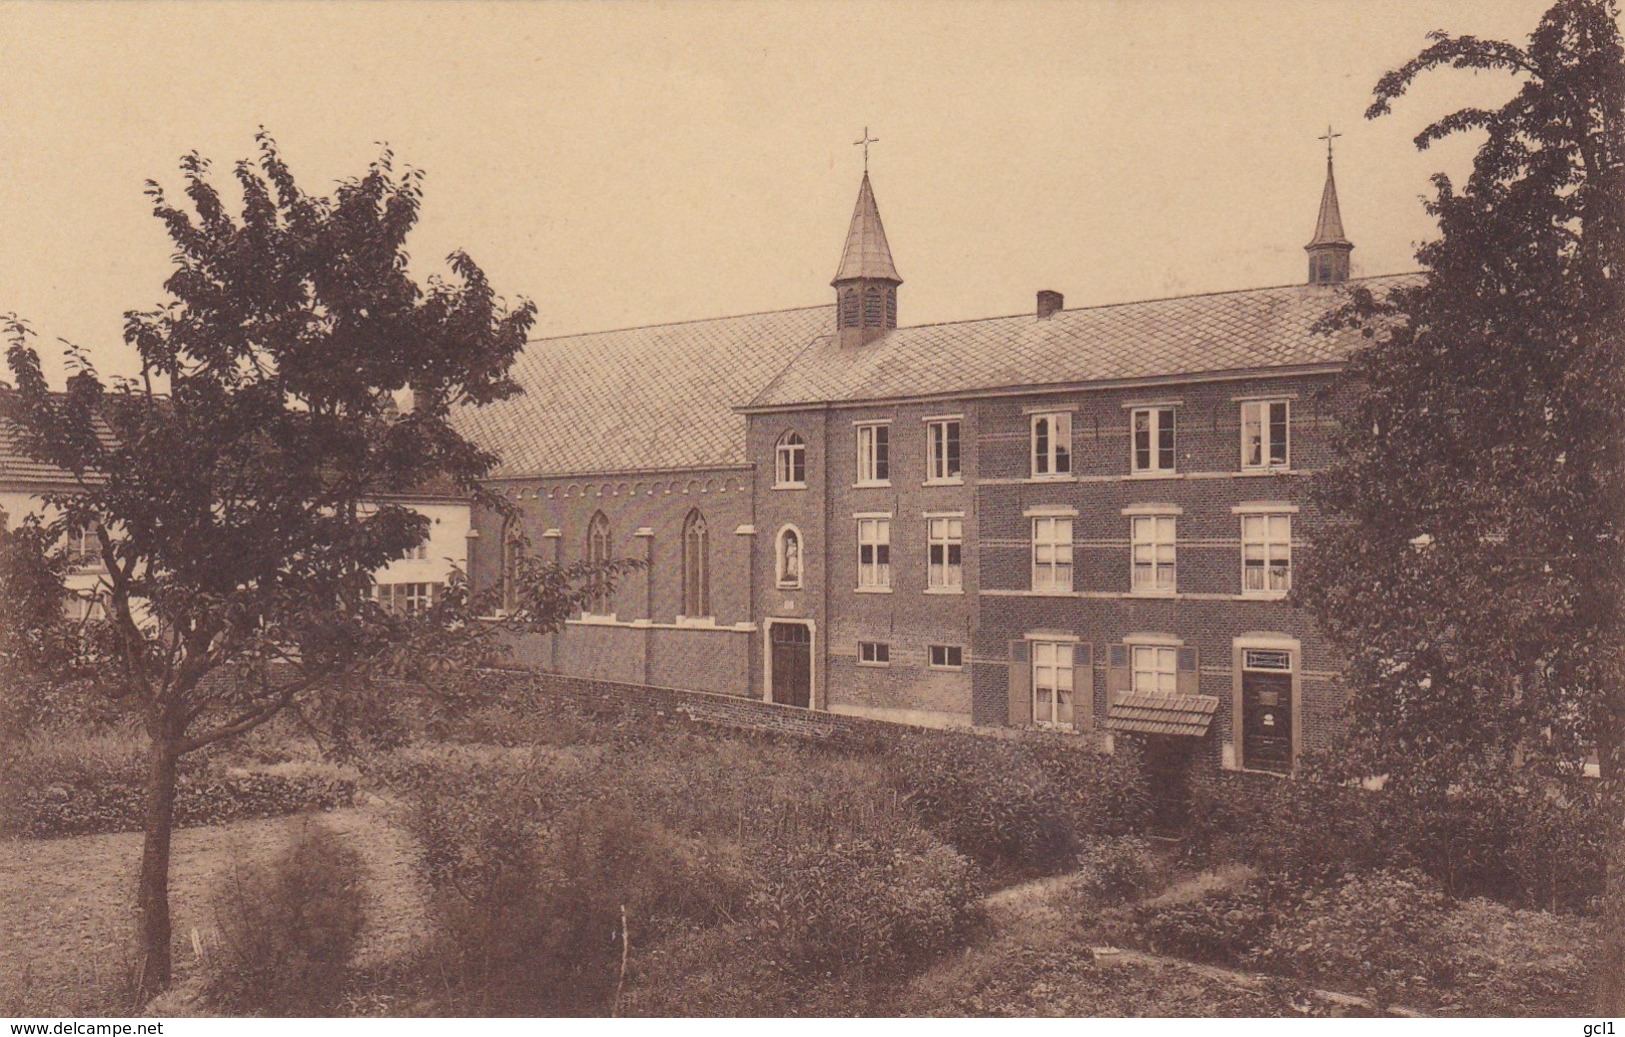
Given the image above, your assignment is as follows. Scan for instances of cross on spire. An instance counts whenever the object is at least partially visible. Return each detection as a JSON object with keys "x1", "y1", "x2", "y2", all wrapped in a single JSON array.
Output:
[
  {"x1": 853, "y1": 126, "x2": 879, "y2": 172},
  {"x1": 1318, "y1": 125, "x2": 1342, "y2": 163}
]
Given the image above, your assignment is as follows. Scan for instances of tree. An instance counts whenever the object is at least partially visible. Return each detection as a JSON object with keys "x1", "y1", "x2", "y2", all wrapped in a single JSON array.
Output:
[
  {"x1": 0, "y1": 133, "x2": 636, "y2": 1001},
  {"x1": 1294, "y1": 0, "x2": 1624, "y2": 1009}
]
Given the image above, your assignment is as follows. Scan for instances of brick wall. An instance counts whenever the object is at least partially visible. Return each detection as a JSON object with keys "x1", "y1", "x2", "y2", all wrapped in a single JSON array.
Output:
[
  {"x1": 750, "y1": 399, "x2": 978, "y2": 723},
  {"x1": 470, "y1": 467, "x2": 758, "y2": 697},
  {"x1": 972, "y1": 373, "x2": 1350, "y2": 768}
]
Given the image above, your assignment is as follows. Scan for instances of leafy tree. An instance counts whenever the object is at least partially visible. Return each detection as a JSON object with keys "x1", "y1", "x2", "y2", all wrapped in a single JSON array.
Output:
[
  {"x1": 0, "y1": 133, "x2": 638, "y2": 1001},
  {"x1": 1295, "y1": 0, "x2": 1624, "y2": 1009},
  {"x1": 0, "y1": 507, "x2": 104, "y2": 733}
]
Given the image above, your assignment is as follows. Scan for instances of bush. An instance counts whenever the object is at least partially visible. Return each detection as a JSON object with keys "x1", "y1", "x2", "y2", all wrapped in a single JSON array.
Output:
[
  {"x1": 401, "y1": 745, "x2": 746, "y2": 1016},
  {"x1": 1131, "y1": 881, "x2": 1288, "y2": 965},
  {"x1": 885, "y1": 737, "x2": 1081, "y2": 876},
  {"x1": 203, "y1": 820, "x2": 368, "y2": 1015},
  {"x1": 748, "y1": 811, "x2": 983, "y2": 978},
  {"x1": 0, "y1": 730, "x2": 358, "y2": 838},
  {"x1": 1177, "y1": 755, "x2": 1604, "y2": 914},
  {"x1": 1074, "y1": 835, "x2": 1164, "y2": 905},
  {"x1": 1249, "y1": 868, "x2": 1452, "y2": 1009}
]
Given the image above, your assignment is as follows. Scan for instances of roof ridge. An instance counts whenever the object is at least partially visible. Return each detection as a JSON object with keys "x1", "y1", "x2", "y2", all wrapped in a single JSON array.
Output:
[
  {"x1": 883, "y1": 272, "x2": 1419, "y2": 334},
  {"x1": 524, "y1": 302, "x2": 831, "y2": 345}
]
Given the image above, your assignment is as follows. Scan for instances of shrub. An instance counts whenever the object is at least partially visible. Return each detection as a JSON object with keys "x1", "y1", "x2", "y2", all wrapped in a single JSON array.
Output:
[
  {"x1": 203, "y1": 820, "x2": 368, "y2": 1015},
  {"x1": 1249, "y1": 868, "x2": 1453, "y2": 1009},
  {"x1": 1, "y1": 750, "x2": 359, "y2": 838},
  {"x1": 1073, "y1": 835, "x2": 1164, "y2": 905},
  {"x1": 1130, "y1": 881, "x2": 1288, "y2": 965},
  {"x1": 885, "y1": 736, "x2": 1080, "y2": 876},
  {"x1": 749, "y1": 810, "x2": 983, "y2": 978}
]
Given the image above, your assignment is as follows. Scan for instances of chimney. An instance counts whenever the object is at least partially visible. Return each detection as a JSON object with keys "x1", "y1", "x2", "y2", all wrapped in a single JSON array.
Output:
[{"x1": 1036, "y1": 290, "x2": 1064, "y2": 320}]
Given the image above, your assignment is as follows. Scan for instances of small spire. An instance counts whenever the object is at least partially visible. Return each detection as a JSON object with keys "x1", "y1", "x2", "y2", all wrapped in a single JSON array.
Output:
[
  {"x1": 832, "y1": 171, "x2": 901, "y2": 286},
  {"x1": 1305, "y1": 126, "x2": 1353, "y2": 283},
  {"x1": 1308, "y1": 127, "x2": 1350, "y2": 248}
]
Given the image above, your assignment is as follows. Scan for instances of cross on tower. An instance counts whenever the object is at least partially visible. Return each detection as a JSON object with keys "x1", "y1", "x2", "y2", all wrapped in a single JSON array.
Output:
[
  {"x1": 1319, "y1": 125, "x2": 1342, "y2": 162},
  {"x1": 853, "y1": 127, "x2": 879, "y2": 172}
]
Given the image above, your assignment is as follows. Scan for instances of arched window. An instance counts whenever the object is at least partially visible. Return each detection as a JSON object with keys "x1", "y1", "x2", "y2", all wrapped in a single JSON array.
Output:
[
  {"x1": 864, "y1": 287, "x2": 883, "y2": 325},
  {"x1": 777, "y1": 526, "x2": 802, "y2": 588},
  {"x1": 586, "y1": 511, "x2": 612, "y2": 614},
  {"x1": 501, "y1": 518, "x2": 525, "y2": 614},
  {"x1": 775, "y1": 431, "x2": 806, "y2": 487},
  {"x1": 683, "y1": 509, "x2": 710, "y2": 617},
  {"x1": 840, "y1": 289, "x2": 859, "y2": 328}
]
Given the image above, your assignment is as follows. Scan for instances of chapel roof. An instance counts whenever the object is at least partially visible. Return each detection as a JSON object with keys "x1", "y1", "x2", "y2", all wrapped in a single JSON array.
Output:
[{"x1": 832, "y1": 172, "x2": 901, "y2": 285}]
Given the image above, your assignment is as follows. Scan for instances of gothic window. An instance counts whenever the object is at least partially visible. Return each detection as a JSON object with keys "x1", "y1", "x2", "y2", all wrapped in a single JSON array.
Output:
[
  {"x1": 586, "y1": 511, "x2": 612, "y2": 614},
  {"x1": 501, "y1": 519, "x2": 524, "y2": 613},
  {"x1": 683, "y1": 509, "x2": 710, "y2": 617}
]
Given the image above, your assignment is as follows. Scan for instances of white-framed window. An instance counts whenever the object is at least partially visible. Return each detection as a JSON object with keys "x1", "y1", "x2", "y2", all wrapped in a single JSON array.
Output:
[
  {"x1": 1241, "y1": 400, "x2": 1289, "y2": 469},
  {"x1": 376, "y1": 581, "x2": 440, "y2": 616},
  {"x1": 776, "y1": 526, "x2": 803, "y2": 588},
  {"x1": 926, "y1": 418, "x2": 962, "y2": 483},
  {"x1": 1032, "y1": 640, "x2": 1075, "y2": 727},
  {"x1": 1031, "y1": 412, "x2": 1072, "y2": 478},
  {"x1": 1031, "y1": 516, "x2": 1074, "y2": 592},
  {"x1": 1241, "y1": 513, "x2": 1292, "y2": 594},
  {"x1": 1132, "y1": 643, "x2": 1179, "y2": 694},
  {"x1": 858, "y1": 641, "x2": 890, "y2": 666},
  {"x1": 775, "y1": 431, "x2": 806, "y2": 487},
  {"x1": 856, "y1": 422, "x2": 890, "y2": 485},
  {"x1": 408, "y1": 541, "x2": 429, "y2": 561},
  {"x1": 67, "y1": 521, "x2": 103, "y2": 571},
  {"x1": 1132, "y1": 406, "x2": 1177, "y2": 474},
  {"x1": 929, "y1": 644, "x2": 964, "y2": 669},
  {"x1": 857, "y1": 516, "x2": 891, "y2": 588},
  {"x1": 927, "y1": 516, "x2": 963, "y2": 590},
  {"x1": 1131, "y1": 514, "x2": 1177, "y2": 593}
]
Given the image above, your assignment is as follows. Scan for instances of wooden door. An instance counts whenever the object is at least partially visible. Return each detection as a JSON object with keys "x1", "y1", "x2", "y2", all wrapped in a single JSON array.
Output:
[
  {"x1": 1242, "y1": 669, "x2": 1293, "y2": 774},
  {"x1": 770, "y1": 622, "x2": 812, "y2": 708}
]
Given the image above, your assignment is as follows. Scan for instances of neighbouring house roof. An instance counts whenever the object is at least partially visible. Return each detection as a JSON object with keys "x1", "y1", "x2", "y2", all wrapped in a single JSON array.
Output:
[
  {"x1": 453, "y1": 305, "x2": 834, "y2": 479},
  {"x1": 832, "y1": 172, "x2": 902, "y2": 285},
  {"x1": 745, "y1": 274, "x2": 1415, "y2": 410},
  {"x1": 1104, "y1": 693, "x2": 1221, "y2": 738},
  {"x1": 0, "y1": 415, "x2": 111, "y2": 490}
]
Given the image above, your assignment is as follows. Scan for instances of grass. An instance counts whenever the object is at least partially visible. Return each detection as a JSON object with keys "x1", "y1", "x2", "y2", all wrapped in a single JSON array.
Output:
[{"x1": 0, "y1": 696, "x2": 1602, "y2": 1017}]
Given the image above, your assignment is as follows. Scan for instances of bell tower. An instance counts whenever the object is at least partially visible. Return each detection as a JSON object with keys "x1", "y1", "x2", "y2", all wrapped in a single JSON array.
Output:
[
  {"x1": 1305, "y1": 126, "x2": 1354, "y2": 285},
  {"x1": 832, "y1": 131, "x2": 901, "y2": 348}
]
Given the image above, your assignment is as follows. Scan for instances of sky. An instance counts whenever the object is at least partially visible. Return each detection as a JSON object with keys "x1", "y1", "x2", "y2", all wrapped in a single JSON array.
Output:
[{"x1": 0, "y1": 0, "x2": 1560, "y2": 385}]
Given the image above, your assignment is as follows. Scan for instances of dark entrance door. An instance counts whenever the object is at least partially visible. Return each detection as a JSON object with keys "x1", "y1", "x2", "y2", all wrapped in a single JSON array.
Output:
[
  {"x1": 770, "y1": 622, "x2": 812, "y2": 708},
  {"x1": 1144, "y1": 735, "x2": 1193, "y2": 837},
  {"x1": 1242, "y1": 669, "x2": 1293, "y2": 774}
]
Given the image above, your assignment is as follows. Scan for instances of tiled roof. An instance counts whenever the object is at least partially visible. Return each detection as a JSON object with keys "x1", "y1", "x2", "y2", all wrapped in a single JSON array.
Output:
[
  {"x1": 1105, "y1": 693, "x2": 1220, "y2": 737},
  {"x1": 747, "y1": 274, "x2": 1415, "y2": 409},
  {"x1": 452, "y1": 305, "x2": 833, "y2": 479},
  {"x1": 0, "y1": 416, "x2": 107, "y2": 489}
]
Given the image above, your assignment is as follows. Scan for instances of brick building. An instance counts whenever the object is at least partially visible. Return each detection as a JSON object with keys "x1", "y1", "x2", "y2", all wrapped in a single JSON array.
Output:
[{"x1": 459, "y1": 150, "x2": 1407, "y2": 775}]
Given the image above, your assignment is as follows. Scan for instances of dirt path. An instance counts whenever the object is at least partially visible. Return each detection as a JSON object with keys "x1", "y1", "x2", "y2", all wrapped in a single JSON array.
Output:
[
  {"x1": 0, "y1": 800, "x2": 427, "y2": 1014},
  {"x1": 893, "y1": 869, "x2": 1425, "y2": 1018}
]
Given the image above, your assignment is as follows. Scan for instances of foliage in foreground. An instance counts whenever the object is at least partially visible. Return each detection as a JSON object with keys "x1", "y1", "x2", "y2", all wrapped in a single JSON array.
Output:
[{"x1": 203, "y1": 820, "x2": 368, "y2": 1016}]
